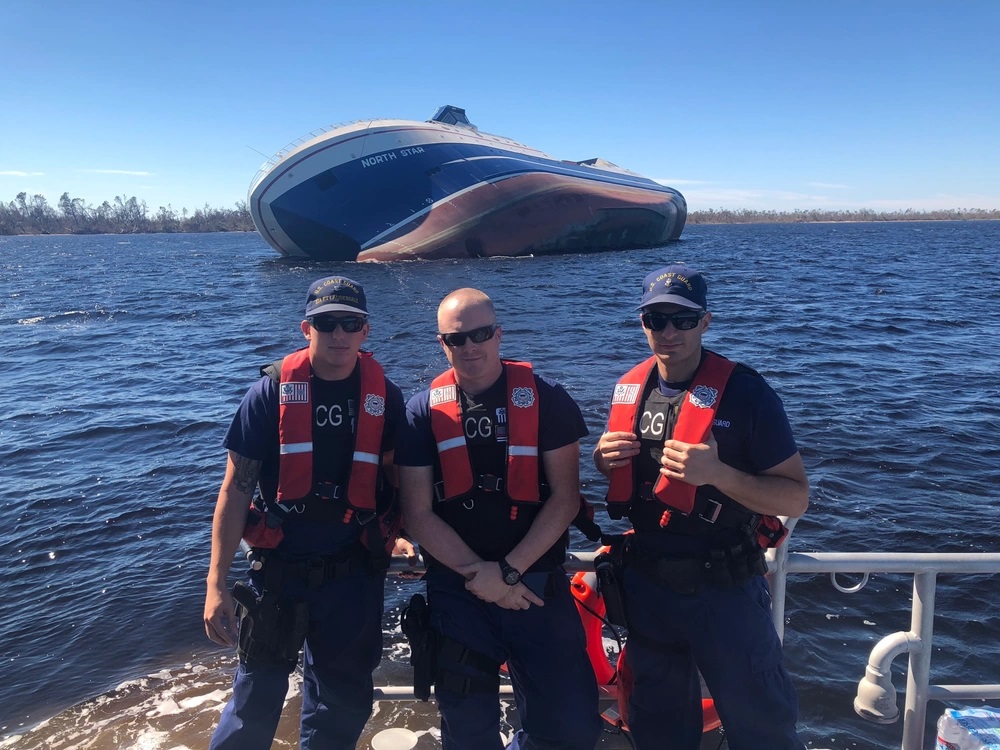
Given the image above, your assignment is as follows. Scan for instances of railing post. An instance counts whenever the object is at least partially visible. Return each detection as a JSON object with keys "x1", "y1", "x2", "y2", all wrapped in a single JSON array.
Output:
[{"x1": 901, "y1": 571, "x2": 937, "y2": 750}]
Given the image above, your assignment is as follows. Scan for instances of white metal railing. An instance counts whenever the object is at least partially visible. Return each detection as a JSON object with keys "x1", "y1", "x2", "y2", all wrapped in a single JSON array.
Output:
[
  {"x1": 766, "y1": 519, "x2": 1000, "y2": 750},
  {"x1": 382, "y1": 525, "x2": 1000, "y2": 749}
]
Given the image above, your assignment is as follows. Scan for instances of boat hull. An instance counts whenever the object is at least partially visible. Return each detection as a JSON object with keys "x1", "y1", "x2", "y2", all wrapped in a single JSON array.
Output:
[{"x1": 249, "y1": 117, "x2": 686, "y2": 261}]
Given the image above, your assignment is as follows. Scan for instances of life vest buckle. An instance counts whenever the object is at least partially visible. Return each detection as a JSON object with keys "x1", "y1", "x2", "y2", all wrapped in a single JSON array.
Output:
[
  {"x1": 476, "y1": 474, "x2": 503, "y2": 493},
  {"x1": 316, "y1": 482, "x2": 342, "y2": 501},
  {"x1": 353, "y1": 510, "x2": 378, "y2": 526},
  {"x1": 698, "y1": 499, "x2": 723, "y2": 524},
  {"x1": 432, "y1": 481, "x2": 446, "y2": 502}
]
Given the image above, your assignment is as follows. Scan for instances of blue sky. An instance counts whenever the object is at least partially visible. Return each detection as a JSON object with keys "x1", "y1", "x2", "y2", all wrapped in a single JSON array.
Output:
[{"x1": 2, "y1": 0, "x2": 998, "y2": 214}]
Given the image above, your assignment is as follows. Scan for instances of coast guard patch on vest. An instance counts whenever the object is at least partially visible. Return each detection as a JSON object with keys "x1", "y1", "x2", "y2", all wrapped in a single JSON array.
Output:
[
  {"x1": 612, "y1": 383, "x2": 641, "y2": 405},
  {"x1": 430, "y1": 385, "x2": 457, "y2": 406},
  {"x1": 689, "y1": 384, "x2": 719, "y2": 409},
  {"x1": 280, "y1": 382, "x2": 309, "y2": 404},
  {"x1": 364, "y1": 393, "x2": 386, "y2": 416},
  {"x1": 511, "y1": 386, "x2": 535, "y2": 408}
]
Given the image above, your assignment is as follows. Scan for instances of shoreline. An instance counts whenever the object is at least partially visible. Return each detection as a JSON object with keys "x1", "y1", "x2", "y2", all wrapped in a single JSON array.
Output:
[{"x1": 4, "y1": 216, "x2": 999, "y2": 239}]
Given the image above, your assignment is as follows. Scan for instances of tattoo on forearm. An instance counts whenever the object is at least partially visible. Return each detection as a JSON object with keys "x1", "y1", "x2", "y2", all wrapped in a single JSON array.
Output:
[{"x1": 232, "y1": 455, "x2": 261, "y2": 495}]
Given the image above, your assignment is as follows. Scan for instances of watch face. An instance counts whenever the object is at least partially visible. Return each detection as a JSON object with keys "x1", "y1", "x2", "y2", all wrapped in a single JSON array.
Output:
[{"x1": 500, "y1": 560, "x2": 521, "y2": 585}]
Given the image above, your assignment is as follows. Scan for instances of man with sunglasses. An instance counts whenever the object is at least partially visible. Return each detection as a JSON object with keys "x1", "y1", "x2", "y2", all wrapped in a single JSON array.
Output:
[
  {"x1": 594, "y1": 264, "x2": 810, "y2": 750},
  {"x1": 396, "y1": 288, "x2": 601, "y2": 750},
  {"x1": 204, "y1": 276, "x2": 409, "y2": 750}
]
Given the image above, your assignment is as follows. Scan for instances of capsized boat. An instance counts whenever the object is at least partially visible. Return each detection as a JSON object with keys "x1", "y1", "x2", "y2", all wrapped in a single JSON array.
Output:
[{"x1": 248, "y1": 106, "x2": 686, "y2": 261}]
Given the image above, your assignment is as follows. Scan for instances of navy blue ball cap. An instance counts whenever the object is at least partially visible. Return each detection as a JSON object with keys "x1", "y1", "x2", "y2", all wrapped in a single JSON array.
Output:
[
  {"x1": 637, "y1": 264, "x2": 707, "y2": 310},
  {"x1": 305, "y1": 276, "x2": 368, "y2": 316}
]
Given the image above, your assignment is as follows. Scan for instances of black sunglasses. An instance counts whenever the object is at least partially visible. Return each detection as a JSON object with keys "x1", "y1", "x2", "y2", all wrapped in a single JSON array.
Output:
[
  {"x1": 641, "y1": 310, "x2": 705, "y2": 332},
  {"x1": 439, "y1": 324, "x2": 498, "y2": 348},
  {"x1": 309, "y1": 315, "x2": 367, "y2": 333}
]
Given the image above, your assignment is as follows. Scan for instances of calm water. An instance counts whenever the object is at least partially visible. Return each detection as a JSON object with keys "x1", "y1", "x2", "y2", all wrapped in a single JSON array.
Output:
[{"x1": 1, "y1": 222, "x2": 999, "y2": 749}]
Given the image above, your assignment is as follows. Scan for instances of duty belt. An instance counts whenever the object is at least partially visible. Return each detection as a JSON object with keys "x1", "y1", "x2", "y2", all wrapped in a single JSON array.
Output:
[
  {"x1": 258, "y1": 547, "x2": 371, "y2": 589},
  {"x1": 625, "y1": 538, "x2": 767, "y2": 594}
]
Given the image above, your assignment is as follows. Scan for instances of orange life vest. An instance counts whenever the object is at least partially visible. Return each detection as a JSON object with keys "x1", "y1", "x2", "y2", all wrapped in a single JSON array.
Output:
[
  {"x1": 605, "y1": 351, "x2": 735, "y2": 514},
  {"x1": 276, "y1": 347, "x2": 386, "y2": 512},
  {"x1": 429, "y1": 360, "x2": 541, "y2": 504},
  {"x1": 604, "y1": 352, "x2": 789, "y2": 548}
]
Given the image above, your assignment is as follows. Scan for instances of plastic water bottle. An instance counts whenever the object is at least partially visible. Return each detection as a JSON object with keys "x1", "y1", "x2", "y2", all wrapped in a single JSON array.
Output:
[
  {"x1": 936, "y1": 710, "x2": 963, "y2": 749},
  {"x1": 935, "y1": 710, "x2": 983, "y2": 750}
]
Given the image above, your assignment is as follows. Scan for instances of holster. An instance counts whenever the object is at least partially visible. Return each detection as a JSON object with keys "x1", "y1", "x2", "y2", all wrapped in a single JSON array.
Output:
[
  {"x1": 400, "y1": 593, "x2": 436, "y2": 701},
  {"x1": 232, "y1": 580, "x2": 308, "y2": 669},
  {"x1": 594, "y1": 552, "x2": 629, "y2": 628}
]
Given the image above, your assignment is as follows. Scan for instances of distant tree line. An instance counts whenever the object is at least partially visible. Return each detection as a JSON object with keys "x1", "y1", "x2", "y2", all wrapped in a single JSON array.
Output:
[
  {"x1": 687, "y1": 207, "x2": 1000, "y2": 224},
  {"x1": 3, "y1": 192, "x2": 998, "y2": 236},
  {"x1": 0, "y1": 192, "x2": 255, "y2": 235}
]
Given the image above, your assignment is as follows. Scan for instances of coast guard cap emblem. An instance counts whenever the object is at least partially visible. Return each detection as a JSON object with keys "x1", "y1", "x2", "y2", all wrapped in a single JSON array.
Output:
[
  {"x1": 612, "y1": 384, "x2": 641, "y2": 405},
  {"x1": 430, "y1": 385, "x2": 457, "y2": 406},
  {"x1": 364, "y1": 393, "x2": 386, "y2": 416},
  {"x1": 689, "y1": 385, "x2": 719, "y2": 409},
  {"x1": 511, "y1": 387, "x2": 535, "y2": 408},
  {"x1": 280, "y1": 382, "x2": 309, "y2": 404}
]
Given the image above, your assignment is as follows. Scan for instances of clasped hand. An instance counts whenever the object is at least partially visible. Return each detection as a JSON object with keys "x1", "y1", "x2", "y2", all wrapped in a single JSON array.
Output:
[{"x1": 458, "y1": 561, "x2": 544, "y2": 610}]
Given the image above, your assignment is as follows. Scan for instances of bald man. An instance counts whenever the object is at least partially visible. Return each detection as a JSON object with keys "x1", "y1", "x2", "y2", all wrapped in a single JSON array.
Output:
[{"x1": 396, "y1": 289, "x2": 600, "y2": 750}]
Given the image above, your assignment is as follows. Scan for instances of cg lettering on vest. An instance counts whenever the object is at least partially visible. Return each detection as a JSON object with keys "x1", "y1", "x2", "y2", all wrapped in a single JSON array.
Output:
[
  {"x1": 315, "y1": 404, "x2": 343, "y2": 427},
  {"x1": 640, "y1": 409, "x2": 667, "y2": 438},
  {"x1": 464, "y1": 416, "x2": 493, "y2": 439}
]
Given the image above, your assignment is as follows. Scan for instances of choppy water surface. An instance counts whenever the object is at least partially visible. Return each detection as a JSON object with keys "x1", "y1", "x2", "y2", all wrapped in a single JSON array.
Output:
[{"x1": 1, "y1": 222, "x2": 998, "y2": 749}]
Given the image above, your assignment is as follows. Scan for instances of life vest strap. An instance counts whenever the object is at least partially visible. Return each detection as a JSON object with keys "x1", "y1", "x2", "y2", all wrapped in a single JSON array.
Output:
[
  {"x1": 432, "y1": 477, "x2": 551, "y2": 503},
  {"x1": 637, "y1": 482, "x2": 757, "y2": 533}
]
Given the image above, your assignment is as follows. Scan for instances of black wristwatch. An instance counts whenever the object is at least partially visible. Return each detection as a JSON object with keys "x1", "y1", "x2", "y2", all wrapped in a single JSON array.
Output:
[{"x1": 499, "y1": 558, "x2": 522, "y2": 586}]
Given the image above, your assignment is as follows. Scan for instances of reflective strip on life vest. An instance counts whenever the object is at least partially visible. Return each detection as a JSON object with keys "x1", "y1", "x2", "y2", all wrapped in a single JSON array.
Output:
[
  {"x1": 280, "y1": 442, "x2": 312, "y2": 454},
  {"x1": 508, "y1": 445, "x2": 538, "y2": 456},
  {"x1": 436, "y1": 436, "x2": 468, "y2": 453}
]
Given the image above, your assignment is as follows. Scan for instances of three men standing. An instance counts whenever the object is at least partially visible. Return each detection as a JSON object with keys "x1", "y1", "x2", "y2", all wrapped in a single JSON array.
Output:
[{"x1": 205, "y1": 267, "x2": 809, "y2": 749}]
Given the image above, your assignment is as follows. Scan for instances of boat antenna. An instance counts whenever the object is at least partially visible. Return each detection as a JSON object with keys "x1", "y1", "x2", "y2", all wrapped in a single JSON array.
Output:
[{"x1": 246, "y1": 145, "x2": 272, "y2": 159}]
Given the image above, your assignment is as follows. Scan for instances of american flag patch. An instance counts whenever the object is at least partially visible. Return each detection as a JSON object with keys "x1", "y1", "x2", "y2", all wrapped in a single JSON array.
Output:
[
  {"x1": 280, "y1": 381, "x2": 309, "y2": 404},
  {"x1": 612, "y1": 383, "x2": 641, "y2": 405},
  {"x1": 430, "y1": 385, "x2": 457, "y2": 406}
]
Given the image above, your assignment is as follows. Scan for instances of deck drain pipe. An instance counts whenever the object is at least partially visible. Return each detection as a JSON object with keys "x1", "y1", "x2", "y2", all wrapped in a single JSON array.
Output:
[{"x1": 854, "y1": 629, "x2": 922, "y2": 723}]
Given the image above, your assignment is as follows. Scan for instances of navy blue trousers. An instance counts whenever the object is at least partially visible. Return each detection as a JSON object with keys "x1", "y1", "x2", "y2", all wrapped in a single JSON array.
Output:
[
  {"x1": 427, "y1": 567, "x2": 601, "y2": 750},
  {"x1": 209, "y1": 569, "x2": 385, "y2": 750},
  {"x1": 622, "y1": 568, "x2": 805, "y2": 750}
]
